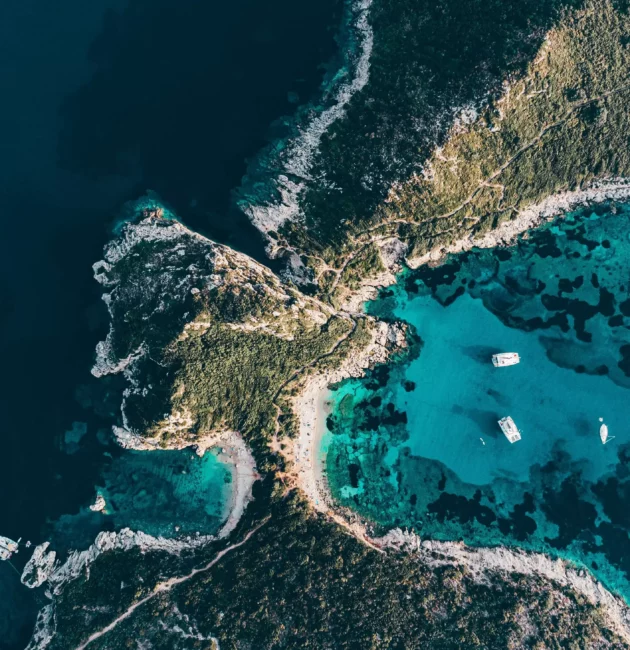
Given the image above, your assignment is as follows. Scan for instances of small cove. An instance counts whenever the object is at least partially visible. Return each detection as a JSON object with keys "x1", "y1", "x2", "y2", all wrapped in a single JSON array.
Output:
[
  {"x1": 324, "y1": 204, "x2": 630, "y2": 600},
  {"x1": 48, "y1": 447, "x2": 233, "y2": 553}
]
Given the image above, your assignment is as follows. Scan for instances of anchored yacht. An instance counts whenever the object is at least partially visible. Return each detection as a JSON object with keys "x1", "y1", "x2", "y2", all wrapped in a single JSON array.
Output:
[
  {"x1": 492, "y1": 352, "x2": 520, "y2": 367},
  {"x1": 498, "y1": 416, "x2": 522, "y2": 443},
  {"x1": 599, "y1": 418, "x2": 614, "y2": 445},
  {"x1": 0, "y1": 536, "x2": 18, "y2": 561}
]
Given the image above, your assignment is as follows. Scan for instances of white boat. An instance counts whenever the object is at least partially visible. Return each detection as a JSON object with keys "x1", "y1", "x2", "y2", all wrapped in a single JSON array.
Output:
[
  {"x1": 0, "y1": 536, "x2": 18, "y2": 561},
  {"x1": 498, "y1": 416, "x2": 522, "y2": 443},
  {"x1": 600, "y1": 422, "x2": 614, "y2": 445},
  {"x1": 492, "y1": 352, "x2": 520, "y2": 367}
]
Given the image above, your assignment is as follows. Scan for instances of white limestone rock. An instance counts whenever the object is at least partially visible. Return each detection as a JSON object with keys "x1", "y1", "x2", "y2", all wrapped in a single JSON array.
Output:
[{"x1": 21, "y1": 543, "x2": 57, "y2": 589}]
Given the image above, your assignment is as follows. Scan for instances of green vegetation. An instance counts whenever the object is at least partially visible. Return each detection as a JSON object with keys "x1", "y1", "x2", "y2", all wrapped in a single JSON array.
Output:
[
  {"x1": 272, "y1": 0, "x2": 630, "y2": 301},
  {"x1": 274, "y1": 0, "x2": 583, "y2": 268},
  {"x1": 100, "y1": 215, "x2": 367, "y2": 466},
  {"x1": 36, "y1": 2, "x2": 630, "y2": 649},
  {"x1": 337, "y1": 242, "x2": 385, "y2": 291},
  {"x1": 380, "y1": 0, "x2": 630, "y2": 261},
  {"x1": 165, "y1": 316, "x2": 351, "y2": 461},
  {"x1": 46, "y1": 494, "x2": 629, "y2": 650}
]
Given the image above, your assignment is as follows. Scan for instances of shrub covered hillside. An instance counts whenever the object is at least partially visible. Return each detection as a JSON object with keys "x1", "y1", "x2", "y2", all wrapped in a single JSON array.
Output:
[
  {"x1": 274, "y1": 0, "x2": 583, "y2": 255},
  {"x1": 264, "y1": 0, "x2": 630, "y2": 305},
  {"x1": 42, "y1": 494, "x2": 630, "y2": 650},
  {"x1": 92, "y1": 206, "x2": 375, "y2": 464}
]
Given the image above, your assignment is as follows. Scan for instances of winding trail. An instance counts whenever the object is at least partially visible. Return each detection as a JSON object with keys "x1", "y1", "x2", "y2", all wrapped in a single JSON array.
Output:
[
  {"x1": 323, "y1": 81, "x2": 630, "y2": 296},
  {"x1": 75, "y1": 520, "x2": 269, "y2": 650}
]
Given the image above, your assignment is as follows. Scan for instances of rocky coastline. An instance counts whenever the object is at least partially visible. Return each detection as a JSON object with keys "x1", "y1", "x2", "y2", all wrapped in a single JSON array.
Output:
[{"x1": 281, "y1": 180, "x2": 630, "y2": 632}]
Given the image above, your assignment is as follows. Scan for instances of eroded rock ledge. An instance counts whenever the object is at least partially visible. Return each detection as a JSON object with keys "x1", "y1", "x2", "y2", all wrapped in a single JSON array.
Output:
[{"x1": 375, "y1": 528, "x2": 630, "y2": 644}]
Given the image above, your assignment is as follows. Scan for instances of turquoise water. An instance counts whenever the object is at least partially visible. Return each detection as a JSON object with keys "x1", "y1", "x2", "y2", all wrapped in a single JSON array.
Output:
[
  {"x1": 325, "y1": 205, "x2": 630, "y2": 598},
  {"x1": 50, "y1": 448, "x2": 232, "y2": 551}
]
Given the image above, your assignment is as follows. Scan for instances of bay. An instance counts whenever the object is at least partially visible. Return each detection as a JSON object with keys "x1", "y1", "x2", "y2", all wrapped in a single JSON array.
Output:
[{"x1": 326, "y1": 204, "x2": 630, "y2": 600}]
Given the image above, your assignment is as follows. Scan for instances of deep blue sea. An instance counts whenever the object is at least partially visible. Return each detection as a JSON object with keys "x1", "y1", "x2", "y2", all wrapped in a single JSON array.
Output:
[
  {"x1": 325, "y1": 204, "x2": 630, "y2": 601},
  {"x1": 0, "y1": 0, "x2": 340, "y2": 646}
]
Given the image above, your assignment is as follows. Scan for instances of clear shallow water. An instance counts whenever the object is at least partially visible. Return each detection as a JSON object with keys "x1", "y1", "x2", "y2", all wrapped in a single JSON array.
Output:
[
  {"x1": 0, "y1": 0, "x2": 342, "y2": 645},
  {"x1": 49, "y1": 448, "x2": 233, "y2": 552},
  {"x1": 325, "y1": 205, "x2": 630, "y2": 599}
]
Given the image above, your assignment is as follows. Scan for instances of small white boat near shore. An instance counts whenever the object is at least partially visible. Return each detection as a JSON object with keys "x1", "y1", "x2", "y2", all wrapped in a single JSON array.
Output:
[
  {"x1": 0, "y1": 536, "x2": 18, "y2": 561},
  {"x1": 498, "y1": 416, "x2": 522, "y2": 443},
  {"x1": 492, "y1": 352, "x2": 520, "y2": 367}
]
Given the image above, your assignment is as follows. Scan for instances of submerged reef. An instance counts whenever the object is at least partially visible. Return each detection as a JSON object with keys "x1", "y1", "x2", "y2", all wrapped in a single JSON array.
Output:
[
  {"x1": 24, "y1": 0, "x2": 630, "y2": 647},
  {"x1": 326, "y1": 205, "x2": 630, "y2": 602}
]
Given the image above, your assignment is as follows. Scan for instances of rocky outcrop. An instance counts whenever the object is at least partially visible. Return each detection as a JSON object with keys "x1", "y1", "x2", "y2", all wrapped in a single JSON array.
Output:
[
  {"x1": 239, "y1": 0, "x2": 375, "y2": 243},
  {"x1": 21, "y1": 543, "x2": 57, "y2": 589},
  {"x1": 25, "y1": 605, "x2": 55, "y2": 650},
  {"x1": 89, "y1": 493, "x2": 107, "y2": 513},
  {"x1": 47, "y1": 527, "x2": 217, "y2": 596},
  {"x1": 373, "y1": 528, "x2": 630, "y2": 645},
  {"x1": 92, "y1": 205, "x2": 336, "y2": 445},
  {"x1": 408, "y1": 178, "x2": 630, "y2": 268}
]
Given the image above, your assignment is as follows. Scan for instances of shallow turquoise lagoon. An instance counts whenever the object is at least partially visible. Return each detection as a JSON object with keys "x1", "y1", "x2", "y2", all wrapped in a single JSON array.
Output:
[
  {"x1": 325, "y1": 205, "x2": 630, "y2": 598},
  {"x1": 392, "y1": 291, "x2": 625, "y2": 486},
  {"x1": 51, "y1": 448, "x2": 232, "y2": 551}
]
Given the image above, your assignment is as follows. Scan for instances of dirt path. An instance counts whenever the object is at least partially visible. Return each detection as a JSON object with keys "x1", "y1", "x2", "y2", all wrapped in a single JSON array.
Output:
[
  {"x1": 75, "y1": 520, "x2": 269, "y2": 650},
  {"x1": 323, "y1": 81, "x2": 630, "y2": 296}
]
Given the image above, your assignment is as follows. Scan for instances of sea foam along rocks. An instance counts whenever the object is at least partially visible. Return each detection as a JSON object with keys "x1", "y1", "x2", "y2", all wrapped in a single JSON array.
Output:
[{"x1": 240, "y1": 0, "x2": 374, "y2": 243}]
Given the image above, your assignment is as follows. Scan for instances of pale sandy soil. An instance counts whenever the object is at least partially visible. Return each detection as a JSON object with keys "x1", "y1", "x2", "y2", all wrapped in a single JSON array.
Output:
[
  {"x1": 212, "y1": 433, "x2": 260, "y2": 538},
  {"x1": 278, "y1": 320, "x2": 406, "y2": 551},
  {"x1": 291, "y1": 375, "x2": 334, "y2": 513}
]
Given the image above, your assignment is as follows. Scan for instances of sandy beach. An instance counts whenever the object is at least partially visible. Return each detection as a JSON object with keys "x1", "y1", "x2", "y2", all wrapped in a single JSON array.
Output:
[
  {"x1": 175, "y1": 428, "x2": 259, "y2": 539},
  {"x1": 292, "y1": 375, "x2": 334, "y2": 513},
  {"x1": 284, "y1": 319, "x2": 406, "y2": 520},
  {"x1": 213, "y1": 432, "x2": 259, "y2": 538},
  {"x1": 112, "y1": 425, "x2": 258, "y2": 539}
]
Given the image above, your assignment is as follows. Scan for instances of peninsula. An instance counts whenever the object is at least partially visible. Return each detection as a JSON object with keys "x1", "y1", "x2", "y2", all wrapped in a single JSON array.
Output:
[{"x1": 23, "y1": 0, "x2": 630, "y2": 648}]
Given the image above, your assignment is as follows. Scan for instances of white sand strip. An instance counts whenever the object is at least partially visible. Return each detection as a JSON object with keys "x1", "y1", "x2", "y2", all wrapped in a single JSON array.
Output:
[
  {"x1": 286, "y1": 319, "x2": 406, "y2": 517},
  {"x1": 292, "y1": 376, "x2": 334, "y2": 512}
]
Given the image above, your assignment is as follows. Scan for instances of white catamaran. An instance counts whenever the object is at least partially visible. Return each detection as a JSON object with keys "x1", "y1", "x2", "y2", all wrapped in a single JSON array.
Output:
[
  {"x1": 0, "y1": 536, "x2": 19, "y2": 561},
  {"x1": 498, "y1": 416, "x2": 522, "y2": 443},
  {"x1": 599, "y1": 418, "x2": 614, "y2": 444},
  {"x1": 492, "y1": 352, "x2": 520, "y2": 367}
]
